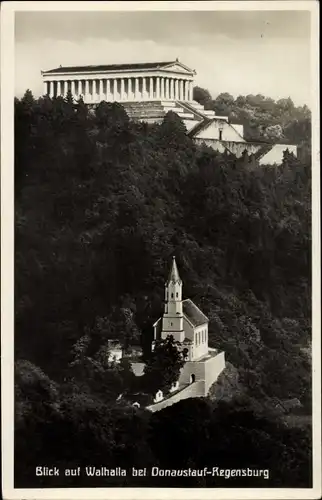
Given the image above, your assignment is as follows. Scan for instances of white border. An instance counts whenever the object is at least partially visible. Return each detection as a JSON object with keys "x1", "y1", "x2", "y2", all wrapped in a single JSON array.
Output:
[{"x1": 1, "y1": 2, "x2": 321, "y2": 500}]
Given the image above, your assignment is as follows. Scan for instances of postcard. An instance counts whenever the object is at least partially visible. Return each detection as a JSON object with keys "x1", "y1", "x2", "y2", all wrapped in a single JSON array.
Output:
[{"x1": 1, "y1": 1, "x2": 320, "y2": 499}]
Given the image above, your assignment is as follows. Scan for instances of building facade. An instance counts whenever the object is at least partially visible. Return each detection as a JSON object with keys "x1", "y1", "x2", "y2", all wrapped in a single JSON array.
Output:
[
  {"x1": 42, "y1": 60, "x2": 195, "y2": 104},
  {"x1": 42, "y1": 59, "x2": 297, "y2": 165},
  {"x1": 151, "y1": 257, "x2": 226, "y2": 410}
]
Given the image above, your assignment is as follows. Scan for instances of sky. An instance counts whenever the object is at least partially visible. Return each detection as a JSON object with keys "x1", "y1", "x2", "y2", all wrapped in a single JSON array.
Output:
[{"x1": 15, "y1": 10, "x2": 312, "y2": 106}]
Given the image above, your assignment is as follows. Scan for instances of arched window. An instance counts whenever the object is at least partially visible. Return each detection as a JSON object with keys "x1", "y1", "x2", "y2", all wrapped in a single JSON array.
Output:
[
  {"x1": 176, "y1": 292, "x2": 178, "y2": 298},
  {"x1": 171, "y1": 293, "x2": 174, "y2": 298}
]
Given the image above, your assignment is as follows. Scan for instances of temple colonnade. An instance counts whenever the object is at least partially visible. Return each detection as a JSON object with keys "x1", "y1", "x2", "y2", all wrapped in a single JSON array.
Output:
[{"x1": 44, "y1": 75, "x2": 194, "y2": 102}]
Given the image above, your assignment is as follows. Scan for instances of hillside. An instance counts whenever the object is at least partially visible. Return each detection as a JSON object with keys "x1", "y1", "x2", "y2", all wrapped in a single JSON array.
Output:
[
  {"x1": 193, "y1": 87, "x2": 311, "y2": 159},
  {"x1": 14, "y1": 90, "x2": 312, "y2": 487}
]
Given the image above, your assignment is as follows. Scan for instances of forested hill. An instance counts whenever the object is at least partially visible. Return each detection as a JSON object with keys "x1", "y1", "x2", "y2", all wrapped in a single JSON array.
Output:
[
  {"x1": 15, "y1": 91, "x2": 311, "y2": 487},
  {"x1": 193, "y1": 87, "x2": 311, "y2": 158}
]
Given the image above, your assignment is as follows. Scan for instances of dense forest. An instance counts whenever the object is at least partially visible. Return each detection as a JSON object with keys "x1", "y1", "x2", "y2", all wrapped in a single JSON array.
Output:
[{"x1": 15, "y1": 90, "x2": 312, "y2": 487}]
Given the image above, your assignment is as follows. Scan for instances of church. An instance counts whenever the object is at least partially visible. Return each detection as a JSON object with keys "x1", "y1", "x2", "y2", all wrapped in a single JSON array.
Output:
[
  {"x1": 149, "y1": 257, "x2": 226, "y2": 410},
  {"x1": 41, "y1": 59, "x2": 297, "y2": 166},
  {"x1": 153, "y1": 256, "x2": 210, "y2": 363}
]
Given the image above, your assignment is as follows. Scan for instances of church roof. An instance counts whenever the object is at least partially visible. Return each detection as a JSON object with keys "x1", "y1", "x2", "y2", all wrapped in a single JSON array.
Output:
[
  {"x1": 166, "y1": 256, "x2": 182, "y2": 285},
  {"x1": 43, "y1": 60, "x2": 192, "y2": 75},
  {"x1": 183, "y1": 299, "x2": 208, "y2": 327}
]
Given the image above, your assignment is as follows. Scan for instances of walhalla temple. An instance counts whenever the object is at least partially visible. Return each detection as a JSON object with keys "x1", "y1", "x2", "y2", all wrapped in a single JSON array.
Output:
[{"x1": 42, "y1": 59, "x2": 297, "y2": 166}]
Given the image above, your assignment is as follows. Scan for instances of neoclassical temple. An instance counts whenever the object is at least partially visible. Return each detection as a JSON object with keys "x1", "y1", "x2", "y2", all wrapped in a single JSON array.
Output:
[
  {"x1": 42, "y1": 59, "x2": 297, "y2": 165},
  {"x1": 42, "y1": 60, "x2": 195, "y2": 103}
]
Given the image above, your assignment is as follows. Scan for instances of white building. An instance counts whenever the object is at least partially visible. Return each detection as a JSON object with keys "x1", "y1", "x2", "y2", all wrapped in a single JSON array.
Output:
[
  {"x1": 152, "y1": 257, "x2": 226, "y2": 402},
  {"x1": 42, "y1": 59, "x2": 194, "y2": 105},
  {"x1": 42, "y1": 59, "x2": 297, "y2": 165}
]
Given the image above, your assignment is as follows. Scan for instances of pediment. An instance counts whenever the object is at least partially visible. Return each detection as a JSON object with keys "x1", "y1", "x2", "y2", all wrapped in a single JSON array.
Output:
[{"x1": 162, "y1": 62, "x2": 195, "y2": 75}]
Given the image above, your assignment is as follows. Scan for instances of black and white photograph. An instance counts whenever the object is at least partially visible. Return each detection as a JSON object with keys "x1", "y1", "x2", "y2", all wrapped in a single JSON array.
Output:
[{"x1": 1, "y1": 1, "x2": 321, "y2": 499}]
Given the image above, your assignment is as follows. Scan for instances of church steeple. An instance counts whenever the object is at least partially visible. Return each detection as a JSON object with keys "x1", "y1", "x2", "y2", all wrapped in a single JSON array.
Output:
[
  {"x1": 161, "y1": 256, "x2": 184, "y2": 342},
  {"x1": 166, "y1": 256, "x2": 182, "y2": 285}
]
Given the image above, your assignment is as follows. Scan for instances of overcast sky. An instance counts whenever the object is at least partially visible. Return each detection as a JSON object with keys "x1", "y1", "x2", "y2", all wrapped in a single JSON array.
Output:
[{"x1": 15, "y1": 10, "x2": 311, "y2": 105}]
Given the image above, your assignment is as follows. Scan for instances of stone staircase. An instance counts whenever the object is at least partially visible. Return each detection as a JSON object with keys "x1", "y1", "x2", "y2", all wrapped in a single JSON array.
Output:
[
  {"x1": 123, "y1": 100, "x2": 195, "y2": 123},
  {"x1": 123, "y1": 99, "x2": 229, "y2": 133},
  {"x1": 146, "y1": 381, "x2": 206, "y2": 413}
]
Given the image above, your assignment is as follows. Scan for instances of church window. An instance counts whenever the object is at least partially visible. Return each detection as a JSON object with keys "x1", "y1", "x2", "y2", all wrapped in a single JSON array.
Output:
[
  {"x1": 176, "y1": 292, "x2": 178, "y2": 297},
  {"x1": 219, "y1": 129, "x2": 223, "y2": 140},
  {"x1": 171, "y1": 293, "x2": 174, "y2": 298}
]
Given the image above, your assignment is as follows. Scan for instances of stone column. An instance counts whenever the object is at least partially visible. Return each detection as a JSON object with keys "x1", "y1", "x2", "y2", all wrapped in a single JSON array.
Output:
[
  {"x1": 43, "y1": 82, "x2": 48, "y2": 95},
  {"x1": 63, "y1": 81, "x2": 68, "y2": 97},
  {"x1": 183, "y1": 80, "x2": 187, "y2": 101},
  {"x1": 179, "y1": 80, "x2": 183, "y2": 100},
  {"x1": 128, "y1": 78, "x2": 132, "y2": 100},
  {"x1": 78, "y1": 80, "x2": 83, "y2": 97},
  {"x1": 160, "y1": 77, "x2": 164, "y2": 100},
  {"x1": 105, "y1": 79, "x2": 110, "y2": 101},
  {"x1": 171, "y1": 79, "x2": 174, "y2": 99},
  {"x1": 49, "y1": 81, "x2": 54, "y2": 97},
  {"x1": 142, "y1": 77, "x2": 147, "y2": 100},
  {"x1": 85, "y1": 80, "x2": 89, "y2": 102},
  {"x1": 99, "y1": 79, "x2": 103, "y2": 101},
  {"x1": 134, "y1": 78, "x2": 139, "y2": 100},
  {"x1": 188, "y1": 81, "x2": 193, "y2": 101},
  {"x1": 156, "y1": 77, "x2": 160, "y2": 100},
  {"x1": 120, "y1": 78, "x2": 124, "y2": 101},
  {"x1": 174, "y1": 80, "x2": 179, "y2": 101},
  {"x1": 164, "y1": 78, "x2": 169, "y2": 99},
  {"x1": 110, "y1": 79, "x2": 114, "y2": 101},
  {"x1": 92, "y1": 80, "x2": 97, "y2": 102},
  {"x1": 57, "y1": 81, "x2": 61, "y2": 97},
  {"x1": 149, "y1": 77, "x2": 154, "y2": 99},
  {"x1": 71, "y1": 80, "x2": 75, "y2": 96}
]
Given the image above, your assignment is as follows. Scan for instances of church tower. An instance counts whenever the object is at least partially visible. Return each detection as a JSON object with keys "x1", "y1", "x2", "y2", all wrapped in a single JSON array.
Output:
[{"x1": 161, "y1": 256, "x2": 185, "y2": 342}]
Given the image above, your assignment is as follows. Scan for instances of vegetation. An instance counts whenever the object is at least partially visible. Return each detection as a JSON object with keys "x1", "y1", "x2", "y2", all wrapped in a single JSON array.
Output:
[
  {"x1": 15, "y1": 90, "x2": 311, "y2": 487},
  {"x1": 193, "y1": 86, "x2": 311, "y2": 160},
  {"x1": 142, "y1": 336, "x2": 187, "y2": 395}
]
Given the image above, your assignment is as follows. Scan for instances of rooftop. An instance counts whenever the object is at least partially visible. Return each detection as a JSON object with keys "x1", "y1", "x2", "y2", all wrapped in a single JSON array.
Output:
[
  {"x1": 183, "y1": 298, "x2": 208, "y2": 327},
  {"x1": 43, "y1": 60, "x2": 190, "y2": 75},
  {"x1": 166, "y1": 256, "x2": 182, "y2": 285}
]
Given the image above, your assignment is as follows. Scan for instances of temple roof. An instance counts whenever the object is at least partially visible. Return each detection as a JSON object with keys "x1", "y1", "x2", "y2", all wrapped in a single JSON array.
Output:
[
  {"x1": 166, "y1": 256, "x2": 182, "y2": 285},
  {"x1": 43, "y1": 60, "x2": 193, "y2": 75},
  {"x1": 183, "y1": 299, "x2": 208, "y2": 327}
]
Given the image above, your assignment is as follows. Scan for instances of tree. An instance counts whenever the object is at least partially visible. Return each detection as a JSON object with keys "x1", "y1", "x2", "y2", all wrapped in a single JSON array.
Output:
[
  {"x1": 192, "y1": 86, "x2": 212, "y2": 107},
  {"x1": 148, "y1": 397, "x2": 312, "y2": 487},
  {"x1": 143, "y1": 335, "x2": 187, "y2": 395}
]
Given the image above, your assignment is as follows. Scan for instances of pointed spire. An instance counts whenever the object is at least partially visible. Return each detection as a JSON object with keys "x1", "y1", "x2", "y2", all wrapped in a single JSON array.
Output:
[{"x1": 166, "y1": 256, "x2": 181, "y2": 284}]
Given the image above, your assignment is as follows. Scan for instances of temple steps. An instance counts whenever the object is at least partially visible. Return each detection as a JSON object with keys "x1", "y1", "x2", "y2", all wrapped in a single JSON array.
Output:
[{"x1": 123, "y1": 101, "x2": 195, "y2": 121}]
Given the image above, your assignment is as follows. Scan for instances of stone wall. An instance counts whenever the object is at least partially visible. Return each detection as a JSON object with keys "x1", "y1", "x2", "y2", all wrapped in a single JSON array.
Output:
[
  {"x1": 204, "y1": 350, "x2": 226, "y2": 394},
  {"x1": 146, "y1": 381, "x2": 205, "y2": 412},
  {"x1": 179, "y1": 350, "x2": 226, "y2": 396},
  {"x1": 194, "y1": 138, "x2": 261, "y2": 157}
]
